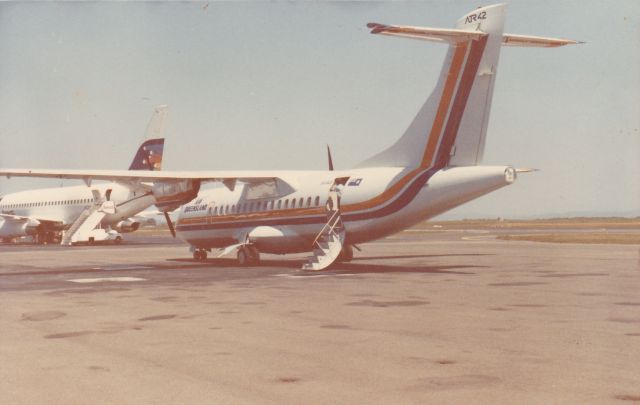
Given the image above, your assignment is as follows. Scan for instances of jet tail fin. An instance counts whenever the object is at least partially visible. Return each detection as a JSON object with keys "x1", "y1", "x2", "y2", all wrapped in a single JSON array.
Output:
[{"x1": 128, "y1": 105, "x2": 168, "y2": 171}]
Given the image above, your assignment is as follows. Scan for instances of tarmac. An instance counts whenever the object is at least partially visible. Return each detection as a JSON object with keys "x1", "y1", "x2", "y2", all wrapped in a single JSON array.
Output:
[{"x1": 1, "y1": 228, "x2": 639, "y2": 404}]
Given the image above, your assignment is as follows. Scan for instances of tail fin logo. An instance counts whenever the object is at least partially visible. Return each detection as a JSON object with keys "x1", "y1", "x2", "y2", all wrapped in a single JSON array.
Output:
[{"x1": 129, "y1": 138, "x2": 165, "y2": 171}]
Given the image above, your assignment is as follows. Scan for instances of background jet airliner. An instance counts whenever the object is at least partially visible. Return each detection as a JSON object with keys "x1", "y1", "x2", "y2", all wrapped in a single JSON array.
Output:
[
  {"x1": 0, "y1": 106, "x2": 168, "y2": 244},
  {"x1": 0, "y1": 4, "x2": 581, "y2": 267}
]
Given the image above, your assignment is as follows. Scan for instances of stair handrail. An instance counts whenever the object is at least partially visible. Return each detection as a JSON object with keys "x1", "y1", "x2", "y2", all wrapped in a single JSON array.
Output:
[{"x1": 312, "y1": 209, "x2": 341, "y2": 248}]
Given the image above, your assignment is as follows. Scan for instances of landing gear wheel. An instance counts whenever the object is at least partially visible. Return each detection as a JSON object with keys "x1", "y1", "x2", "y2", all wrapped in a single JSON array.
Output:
[
  {"x1": 246, "y1": 245, "x2": 260, "y2": 265},
  {"x1": 237, "y1": 247, "x2": 249, "y2": 266},
  {"x1": 336, "y1": 245, "x2": 354, "y2": 262},
  {"x1": 193, "y1": 249, "x2": 208, "y2": 261}
]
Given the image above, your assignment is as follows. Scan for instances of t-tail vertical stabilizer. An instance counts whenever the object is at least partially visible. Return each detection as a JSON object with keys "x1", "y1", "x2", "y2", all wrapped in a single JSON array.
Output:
[{"x1": 357, "y1": 3, "x2": 580, "y2": 170}]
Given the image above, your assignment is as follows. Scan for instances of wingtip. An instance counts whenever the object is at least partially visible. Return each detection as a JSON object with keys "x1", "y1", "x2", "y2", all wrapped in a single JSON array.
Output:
[{"x1": 366, "y1": 22, "x2": 387, "y2": 34}]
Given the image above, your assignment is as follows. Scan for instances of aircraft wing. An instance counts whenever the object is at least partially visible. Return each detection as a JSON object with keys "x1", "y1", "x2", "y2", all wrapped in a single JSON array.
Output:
[
  {"x1": 0, "y1": 168, "x2": 327, "y2": 195},
  {"x1": 0, "y1": 168, "x2": 293, "y2": 182},
  {"x1": 0, "y1": 212, "x2": 30, "y2": 221},
  {"x1": 0, "y1": 212, "x2": 64, "y2": 224}
]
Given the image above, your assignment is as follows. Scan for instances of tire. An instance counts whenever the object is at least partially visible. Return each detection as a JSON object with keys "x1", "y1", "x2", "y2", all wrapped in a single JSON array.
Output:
[
  {"x1": 237, "y1": 248, "x2": 249, "y2": 266},
  {"x1": 246, "y1": 246, "x2": 260, "y2": 265},
  {"x1": 336, "y1": 245, "x2": 354, "y2": 262}
]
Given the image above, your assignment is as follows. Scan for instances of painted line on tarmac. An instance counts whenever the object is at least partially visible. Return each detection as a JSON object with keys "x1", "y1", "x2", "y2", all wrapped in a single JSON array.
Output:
[
  {"x1": 273, "y1": 274, "x2": 329, "y2": 279},
  {"x1": 68, "y1": 277, "x2": 147, "y2": 283},
  {"x1": 91, "y1": 265, "x2": 153, "y2": 271},
  {"x1": 273, "y1": 273, "x2": 355, "y2": 279},
  {"x1": 461, "y1": 235, "x2": 495, "y2": 241}
]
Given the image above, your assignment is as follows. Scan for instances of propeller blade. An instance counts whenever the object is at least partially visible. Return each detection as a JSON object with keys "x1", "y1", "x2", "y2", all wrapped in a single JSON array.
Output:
[
  {"x1": 164, "y1": 211, "x2": 176, "y2": 238},
  {"x1": 327, "y1": 144, "x2": 334, "y2": 171}
]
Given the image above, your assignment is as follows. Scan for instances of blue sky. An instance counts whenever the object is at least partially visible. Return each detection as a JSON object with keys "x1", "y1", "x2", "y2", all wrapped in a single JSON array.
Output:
[{"x1": 0, "y1": 1, "x2": 637, "y2": 218}]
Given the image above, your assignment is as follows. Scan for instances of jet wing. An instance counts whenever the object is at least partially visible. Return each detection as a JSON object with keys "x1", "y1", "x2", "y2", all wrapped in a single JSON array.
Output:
[
  {"x1": 0, "y1": 213, "x2": 30, "y2": 221},
  {"x1": 0, "y1": 212, "x2": 64, "y2": 225}
]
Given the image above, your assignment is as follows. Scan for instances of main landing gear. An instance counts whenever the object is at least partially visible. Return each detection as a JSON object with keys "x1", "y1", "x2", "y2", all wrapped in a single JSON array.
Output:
[
  {"x1": 193, "y1": 249, "x2": 208, "y2": 261},
  {"x1": 336, "y1": 244, "x2": 354, "y2": 263},
  {"x1": 237, "y1": 245, "x2": 260, "y2": 266}
]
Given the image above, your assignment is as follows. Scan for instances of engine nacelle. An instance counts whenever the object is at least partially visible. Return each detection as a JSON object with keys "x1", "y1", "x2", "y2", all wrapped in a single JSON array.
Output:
[
  {"x1": 0, "y1": 217, "x2": 40, "y2": 238},
  {"x1": 114, "y1": 220, "x2": 141, "y2": 233},
  {"x1": 152, "y1": 180, "x2": 201, "y2": 212}
]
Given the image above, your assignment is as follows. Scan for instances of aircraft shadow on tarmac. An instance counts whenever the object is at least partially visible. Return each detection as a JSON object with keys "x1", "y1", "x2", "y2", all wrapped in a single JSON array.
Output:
[
  {"x1": 350, "y1": 253, "x2": 493, "y2": 261},
  {"x1": 168, "y1": 256, "x2": 486, "y2": 275}
]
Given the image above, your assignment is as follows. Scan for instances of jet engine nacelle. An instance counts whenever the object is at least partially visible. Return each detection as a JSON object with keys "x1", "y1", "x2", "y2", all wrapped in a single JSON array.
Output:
[
  {"x1": 114, "y1": 220, "x2": 141, "y2": 233},
  {"x1": 0, "y1": 217, "x2": 40, "y2": 238},
  {"x1": 152, "y1": 180, "x2": 201, "y2": 212}
]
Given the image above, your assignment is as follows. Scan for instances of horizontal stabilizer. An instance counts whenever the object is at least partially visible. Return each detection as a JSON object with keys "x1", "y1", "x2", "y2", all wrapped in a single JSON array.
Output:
[
  {"x1": 366, "y1": 23, "x2": 582, "y2": 48},
  {"x1": 502, "y1": 34, "x2": 583, "y2": 47},
  {"x1": 367, "y1": 23, "x2": 485, "y2": 44}
]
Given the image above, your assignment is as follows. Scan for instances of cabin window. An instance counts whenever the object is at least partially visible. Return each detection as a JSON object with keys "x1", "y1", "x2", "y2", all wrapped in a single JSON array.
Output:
[
  {"x1": 306, "y1": 197, "x2": 312, "y2": 207},
  {"x1": 291, "y1": 199, "x2": 296, "y2": 209},
  {"x1": 284, "y1": 199, "x2": 289, "y2": 209},
  {"x1": 268, "y1": 201, "x2": 274, "y2": 210},
  {"x1": 277, "y1": 200, "x2": 281, "y2": 209},
  {"x1": 225, "y1": 205, "x2": 229, "y2": 214},
  {"x1": 315, "y1": 196, "x2": 320, "y2": 206},
  {"x1": 231, "y1": 204, "x2": 236, "y2": 213},
  {"x1": 299, "y1": 198, "x2": 304, "y2": 208}
]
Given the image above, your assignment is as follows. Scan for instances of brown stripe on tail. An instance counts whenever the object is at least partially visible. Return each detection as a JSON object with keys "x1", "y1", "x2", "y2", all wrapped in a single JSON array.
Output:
[
  {"x1": 420, "y1": 42, "x2": 469, "y2": 168},
  {"x1": 434, "y1": 35, "x2": 488, "y2": 169}
]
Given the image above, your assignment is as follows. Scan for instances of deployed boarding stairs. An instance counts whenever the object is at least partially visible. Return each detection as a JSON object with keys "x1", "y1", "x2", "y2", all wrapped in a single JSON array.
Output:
[
  {"x1": 302, "y1": 187, "x2": 345, "y2": 271},
  {"x1": 61, "y1": 190, "x2": 115, "y2": 245}
]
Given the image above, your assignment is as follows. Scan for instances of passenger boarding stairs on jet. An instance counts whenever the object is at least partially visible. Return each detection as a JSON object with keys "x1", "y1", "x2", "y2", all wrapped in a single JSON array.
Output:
[
  {"x1": 302, "y1": 188, "x2": 345, "y2": 271},
  {"x1": 61, "y1": 190, "x2": 115, "y2": 245}
]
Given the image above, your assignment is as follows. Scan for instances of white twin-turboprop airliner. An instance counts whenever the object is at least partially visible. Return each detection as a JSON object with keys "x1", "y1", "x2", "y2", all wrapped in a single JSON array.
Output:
[{"x1": 0, "y1": 4, "x2": 580, "y2": 269}]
